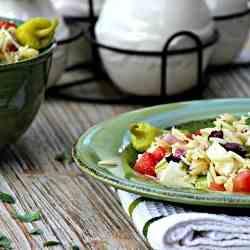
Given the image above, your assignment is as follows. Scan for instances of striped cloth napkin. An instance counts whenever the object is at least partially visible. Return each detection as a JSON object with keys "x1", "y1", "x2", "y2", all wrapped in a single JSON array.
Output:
[{"x1": 116, "y1": 190, "x2": 250, "y2": 250}]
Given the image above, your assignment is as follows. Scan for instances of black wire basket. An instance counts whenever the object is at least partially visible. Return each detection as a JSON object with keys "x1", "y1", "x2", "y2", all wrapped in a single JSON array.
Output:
[{"x1": 47, "y1": 0, "x2": 219, "y2": 105}]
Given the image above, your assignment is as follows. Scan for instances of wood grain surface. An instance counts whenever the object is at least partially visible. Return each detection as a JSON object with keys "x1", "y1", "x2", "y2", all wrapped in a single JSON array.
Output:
[{"x1": 0, "y1": 64, "x2": 250, "y2": 250}]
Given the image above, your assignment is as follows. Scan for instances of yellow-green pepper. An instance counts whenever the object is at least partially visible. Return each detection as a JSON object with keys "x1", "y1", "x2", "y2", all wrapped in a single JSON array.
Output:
[
  {"x1": 16, "y1": 17, "x2": 58, "y2": 50},
  {"x1": 130, "y1": 123, "x2": 162, "y2": 152}
]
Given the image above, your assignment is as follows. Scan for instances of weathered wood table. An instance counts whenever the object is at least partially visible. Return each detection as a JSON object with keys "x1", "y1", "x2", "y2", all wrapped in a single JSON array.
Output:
[{"x1": 0, "y1": 65, "x2": 250, "y2": 249}]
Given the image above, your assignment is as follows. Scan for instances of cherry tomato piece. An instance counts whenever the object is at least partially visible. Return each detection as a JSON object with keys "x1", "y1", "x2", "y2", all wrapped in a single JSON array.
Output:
[
  {"x1": 152, "y1": 146, "x2": 166, "y2": 162},
  {"x1": 233, "y1": 170, "x2": 250, "y2": 193},
  {"x1": 0, "y1": 21, "x2": 16, "y2": 29},
  {"x1": 134, "y1": 152, "x2": 157, "y2": 177}
]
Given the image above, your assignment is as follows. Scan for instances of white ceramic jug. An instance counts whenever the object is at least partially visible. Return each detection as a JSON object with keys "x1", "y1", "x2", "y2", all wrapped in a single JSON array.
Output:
[
  {"x1": 205, "y1": 0, "x2": 250, "y2": 65},
  {"x1": 96, "y1": 0, "x2": 216, "y2": 96},
  {"x1": 0, "y1": 0, "x2": 70, "y2": 87}
]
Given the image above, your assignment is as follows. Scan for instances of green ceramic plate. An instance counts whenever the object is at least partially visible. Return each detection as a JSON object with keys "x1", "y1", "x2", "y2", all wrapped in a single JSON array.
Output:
[{"x1": 73, "y1": 98, "x2": 250, "y2": 208}]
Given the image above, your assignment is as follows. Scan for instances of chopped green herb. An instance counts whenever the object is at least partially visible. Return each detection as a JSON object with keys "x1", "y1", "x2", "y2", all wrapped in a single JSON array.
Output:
[
  {"x1": 0, "y1": 233, "x2": 12, "y2": 250},
  {"x1": 55, "y1": 151, "x2": 73, "y2": 165},
  {"x1": 29, "y1": 228, "x2": 43, "y2": 236},
  {"x1": 246, "y1": 118, "x2": 250, "y2": 126},
  {"x1": 12, "y1": 210, "x2": 41, "y2": 223},
  {"x1": 71, "y1": 245, "x2": 80, "y2": 250},
  {"x1": 0, "y1": 192, "x2": 15, "y2": 204},
  {"x1": 175, "y1": 119, "x2": 215, "y2": 133},
  {"x1": 43, "y1": 241, "x2": 61, "y2": 247}
]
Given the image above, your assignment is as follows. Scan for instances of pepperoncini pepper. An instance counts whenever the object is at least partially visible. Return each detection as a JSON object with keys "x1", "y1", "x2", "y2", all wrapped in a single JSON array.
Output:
[
  {"x1": 16, "y1": 17, "x2": 58, "y2": 50},
  {"x1": 130, "y1": 123, "x2": 162, "y2": 152}
]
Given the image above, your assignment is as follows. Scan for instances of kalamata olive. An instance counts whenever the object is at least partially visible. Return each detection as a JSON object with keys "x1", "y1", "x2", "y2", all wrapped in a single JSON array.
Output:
[
  {"x1": 208, "y1": 130, "x2": 224, "y2": 140},
  {"x1": 222, "y1": 143, "x2": 247, "y2": 157},
  {"x1": 166, "y1": 155, "x2": 181, "y2": 163}
]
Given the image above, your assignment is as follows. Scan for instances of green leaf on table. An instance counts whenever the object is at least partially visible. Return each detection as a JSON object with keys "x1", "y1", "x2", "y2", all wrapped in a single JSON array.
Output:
[
  {"x1": 0, "y1": 192, "x2": 15, "y2": 204},
  {"x1": 0, "y1": 233, "x2": 12, "y2": 250},
  {"x1": 246, "y1": 118, "x2": 250, "y2": 126},
  {"x1": 55, "y1": 151, "x2": 73, "y2": 165},
  {"x1": 12, "y1": 210, "x2": 41, "y2": 223},
  {"x1": 29, "y1": 228, "x2": 43, "y2": 236},
  {"x1": 43, "y1": 241, "x2": 61, "y2": 247},
  {"x1": 71, "y1": 245, "x2": 80, "y2": 250}
]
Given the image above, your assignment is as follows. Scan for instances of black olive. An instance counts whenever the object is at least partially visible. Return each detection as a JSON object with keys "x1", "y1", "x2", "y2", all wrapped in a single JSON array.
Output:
[
  {"x1": 166, "y1": 155, "x2": 181, "y2": 163},
  {"x1": 222, "y1": 143, "x2": 247, "y2": 157},
  {"x1": 208, "y1": 130, "x2": 224, "y2": 140}
]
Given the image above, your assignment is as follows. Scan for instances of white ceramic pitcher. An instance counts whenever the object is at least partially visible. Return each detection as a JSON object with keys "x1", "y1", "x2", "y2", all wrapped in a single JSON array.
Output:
[{"x1": 96, "y1": 0, "x2": 216, "y2": 96}]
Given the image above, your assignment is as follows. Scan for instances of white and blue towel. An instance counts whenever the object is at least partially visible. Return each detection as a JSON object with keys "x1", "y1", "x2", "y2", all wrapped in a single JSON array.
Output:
[{"x1": 117, "y1": 190, "x2": 250, "y2": 250}]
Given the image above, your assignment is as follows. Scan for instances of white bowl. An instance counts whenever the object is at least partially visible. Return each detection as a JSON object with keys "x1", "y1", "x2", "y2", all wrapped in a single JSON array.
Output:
[
  {"x1": 66, "y1": 22, "x2": 92, "y2": 68},
  {"x1": 53, "y1": 0, "x2": 106, "y2": 71},
  {"x1": 205, "y1": 0, "x2": 250, "y2": 65},
  {"x1": 210, "y1": 15, "x2": 250, "y2": 65},
  {"x1": 47, "y1": 27, "x2": 70, "y2": 88},
  {"x1": 206, "y1": 0, "x2": 248, "y2": 16},
  {"x1": 96, "y1": 0, "x2": 215, "y2": 95},
  {"x1": 53, "y1": 0, "x2": 105, "y2": 17}
]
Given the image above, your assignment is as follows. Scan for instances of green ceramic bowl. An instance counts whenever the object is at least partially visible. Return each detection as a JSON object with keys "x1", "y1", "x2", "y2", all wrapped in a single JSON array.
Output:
[{"x1": 0, "y1": 18, "x2": 55, "y2": 149}]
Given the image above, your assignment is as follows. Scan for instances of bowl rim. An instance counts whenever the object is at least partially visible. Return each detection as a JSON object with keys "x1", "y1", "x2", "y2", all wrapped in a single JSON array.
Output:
[{"x1": 0, "y1": 17, "x2": 56, "y2": 71}]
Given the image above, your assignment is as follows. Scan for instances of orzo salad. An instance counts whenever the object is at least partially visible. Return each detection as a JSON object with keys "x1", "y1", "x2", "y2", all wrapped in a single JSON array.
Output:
[
  {"x1": 125, "y1": 113, "x2": 250, "y2": 193},
  {"x1": 0, "y1": 17, "x2": 57, "y2": 65}
]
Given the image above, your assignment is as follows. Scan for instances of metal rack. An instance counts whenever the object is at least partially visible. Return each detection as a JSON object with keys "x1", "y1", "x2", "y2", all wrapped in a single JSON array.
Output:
[{"x1": 47, "y1": 0, "x2": 218, "y2": 105}]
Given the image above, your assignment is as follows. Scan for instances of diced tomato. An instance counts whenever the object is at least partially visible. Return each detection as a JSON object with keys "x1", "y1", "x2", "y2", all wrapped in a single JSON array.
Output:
[
  {"x1": 233, "y1": 170, "x2": 250, "y2": 193},
  {"x1": 0, "y1": 21, "x2": 16, "y2": 29},
  {"x1": 152, "y1": 146, "x2": 166, "y2": 162},
  {"x1": 134, "y1": 152, "x2": 157, "y2": 177},
  {"x1": 209, "y1": 183, "x2": 225, "y2": 192}
]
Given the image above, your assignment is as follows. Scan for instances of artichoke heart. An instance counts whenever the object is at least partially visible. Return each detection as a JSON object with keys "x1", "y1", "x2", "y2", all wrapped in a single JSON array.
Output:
[
  {"x1": 130, "y1": 122, "x2": 161, "y2": 152},
  {"x1": 16, "y1": 17, "x2": 58, "y2": 50}
]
